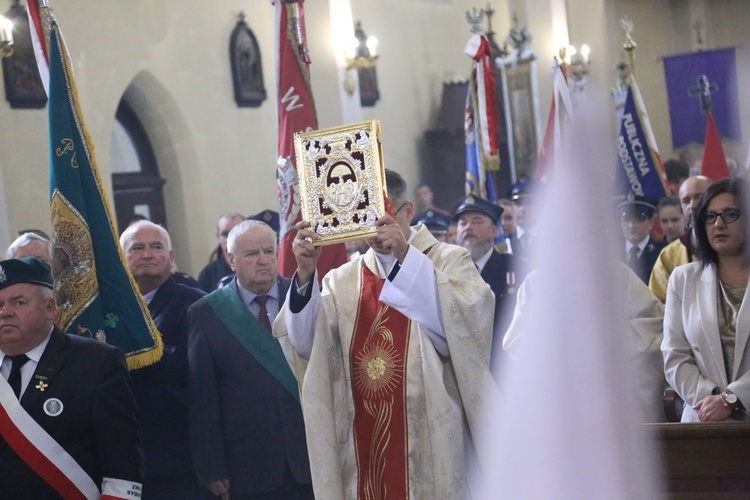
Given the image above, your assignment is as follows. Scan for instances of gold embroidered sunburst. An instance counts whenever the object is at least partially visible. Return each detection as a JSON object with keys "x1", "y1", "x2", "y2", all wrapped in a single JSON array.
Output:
[{"x1": 353, "y1": 343, "x2": 403, "y2": 399}]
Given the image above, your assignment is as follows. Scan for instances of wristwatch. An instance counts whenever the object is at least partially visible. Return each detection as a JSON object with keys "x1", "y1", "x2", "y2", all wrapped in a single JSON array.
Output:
[{"x1": 721, "y1": 389, "x2": 739, "y2": 410}]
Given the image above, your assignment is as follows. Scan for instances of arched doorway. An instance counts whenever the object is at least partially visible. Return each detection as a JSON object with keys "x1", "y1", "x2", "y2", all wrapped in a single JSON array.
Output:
[{"x1": 110, "y1": 98, "x2": 167, "y2": 233}]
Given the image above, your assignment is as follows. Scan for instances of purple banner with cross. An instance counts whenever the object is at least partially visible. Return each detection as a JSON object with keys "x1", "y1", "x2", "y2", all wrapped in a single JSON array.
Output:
[{"x1": 662, "y1": 47, "x2": 741, "y2": 149}]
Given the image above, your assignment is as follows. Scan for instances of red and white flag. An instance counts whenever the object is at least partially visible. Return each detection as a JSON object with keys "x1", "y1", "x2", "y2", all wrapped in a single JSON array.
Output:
[
  {"x1": 464, "y1": 33, "x2": 500, "y2": 171},
  {"x1": 701, "y1": 112, "x2": 731, "y2": 181},
  {"x1": 273, "y1": 0, "x2": 347, "y2": 279},
  {"x1": 534, "y1": 59, "x2": 573, "y2": 181}
]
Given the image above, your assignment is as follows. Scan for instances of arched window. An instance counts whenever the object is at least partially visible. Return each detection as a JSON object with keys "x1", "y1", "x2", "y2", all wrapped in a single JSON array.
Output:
[{"x1": 110, "y1": 99, "x2": 167, "y2": 232}]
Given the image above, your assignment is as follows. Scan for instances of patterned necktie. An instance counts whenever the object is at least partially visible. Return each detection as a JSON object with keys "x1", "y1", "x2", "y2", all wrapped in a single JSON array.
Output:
[
  {"x1": 255, "y1": 295, "x2": 272, "y2": 333},
  {"x1": 7, "y1": 354, "x2": 29, "y2": 399},
  {"x1": 627, "y1": 245, "x2": 640, "y2": 269}
]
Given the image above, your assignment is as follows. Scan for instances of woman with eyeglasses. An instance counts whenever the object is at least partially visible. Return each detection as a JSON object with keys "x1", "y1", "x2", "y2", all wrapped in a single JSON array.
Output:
[{"x1": 663, "y1": 177, "x2": 750, "y2": 422}]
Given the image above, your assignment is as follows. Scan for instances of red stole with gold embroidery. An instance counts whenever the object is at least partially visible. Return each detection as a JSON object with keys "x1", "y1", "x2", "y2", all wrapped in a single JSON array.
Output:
[{"x1": 350, "y1": 264, "x2": 411, "y2": 500}]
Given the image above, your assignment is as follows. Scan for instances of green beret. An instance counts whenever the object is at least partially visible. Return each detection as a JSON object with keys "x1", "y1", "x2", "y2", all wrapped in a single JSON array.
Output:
[{"x1": 0, "y1": 257, "x2": 54, "y2": 291}]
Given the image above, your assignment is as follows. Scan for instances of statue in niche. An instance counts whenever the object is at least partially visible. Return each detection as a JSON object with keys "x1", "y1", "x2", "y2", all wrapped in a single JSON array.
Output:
[
  {"x1": 230, "y1": 12, "x2": 266, "y2": 107},
  {"x1": 2, "y1": 0, "x2": 47, "y2": 109}
]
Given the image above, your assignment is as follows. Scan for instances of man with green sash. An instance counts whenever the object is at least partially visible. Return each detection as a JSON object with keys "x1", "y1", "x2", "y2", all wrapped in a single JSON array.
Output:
[
  {"x1": 187, "y1": 220, "x2": 313, "y2": 499},
  {"x1": 275, "y1": 169, "x2": 499, "y2": 499}
]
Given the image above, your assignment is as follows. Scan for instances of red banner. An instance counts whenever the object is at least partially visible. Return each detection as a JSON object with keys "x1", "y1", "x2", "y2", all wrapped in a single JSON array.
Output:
[
  {"x1": 701, "y1": 112, "x2": 730, "y2": 181},
  {"x1": 274, "y1": 0, "x2": 347, "y2": 279}
]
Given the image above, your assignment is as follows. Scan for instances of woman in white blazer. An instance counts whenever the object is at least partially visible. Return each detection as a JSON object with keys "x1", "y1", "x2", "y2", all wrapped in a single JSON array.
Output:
[{"x1": 663, "y1": 178, "x2": 750, "y2": 422}]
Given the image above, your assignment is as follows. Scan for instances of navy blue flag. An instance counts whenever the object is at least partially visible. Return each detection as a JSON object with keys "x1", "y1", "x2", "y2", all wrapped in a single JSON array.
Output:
[
  {"x1": 663, "y1": 48, "x2": 741, "y2": 148},
  {"x1": 615, "y1": 76, "x2": 667, "y2": 201}
]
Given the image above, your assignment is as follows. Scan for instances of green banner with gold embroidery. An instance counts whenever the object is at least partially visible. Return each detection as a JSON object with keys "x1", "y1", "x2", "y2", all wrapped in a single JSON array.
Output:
[{"x1": 47, "y1": 19, "x2": 162, "y2": 369}]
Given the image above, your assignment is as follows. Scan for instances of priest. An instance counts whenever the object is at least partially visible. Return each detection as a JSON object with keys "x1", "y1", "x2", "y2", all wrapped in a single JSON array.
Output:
[{"x1": 274, "y1": 169, "x2": 498, "y2": 499}]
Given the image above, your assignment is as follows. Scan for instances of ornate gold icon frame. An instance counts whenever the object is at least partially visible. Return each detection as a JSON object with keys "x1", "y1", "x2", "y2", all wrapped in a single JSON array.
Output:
[{"x1": 294, "y1": 120, "x2": 387, "y2": 246}]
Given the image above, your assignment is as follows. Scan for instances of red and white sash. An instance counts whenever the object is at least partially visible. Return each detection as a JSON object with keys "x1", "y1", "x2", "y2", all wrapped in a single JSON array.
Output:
[{"x1": 0, "y1": 375, "x2": 140, "y2": 499}]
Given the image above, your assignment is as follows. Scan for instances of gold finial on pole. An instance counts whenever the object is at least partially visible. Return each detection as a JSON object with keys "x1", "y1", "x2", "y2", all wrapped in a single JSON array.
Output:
[{"x1": 620, "y1": 16, "x2": 636, "y2": 77}]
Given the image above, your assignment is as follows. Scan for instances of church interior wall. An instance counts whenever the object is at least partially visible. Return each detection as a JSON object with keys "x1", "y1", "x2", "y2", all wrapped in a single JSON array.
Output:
[
  {"x1": 611, "y1": 0, "x2": 675, "y2": 161},
  {"x1": 608, "y1": 0, "x2": 750, "y2": 170},
  {"x1": 704, "y1": 0, "x2": 750, "y2": 166},
  {"x1": 0, "y1": 0, "x2": 748, "y2": 275}
]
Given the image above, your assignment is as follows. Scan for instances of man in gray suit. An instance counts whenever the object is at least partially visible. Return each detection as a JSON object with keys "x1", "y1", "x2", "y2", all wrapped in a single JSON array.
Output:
[{"x1": 187, "y1": 220, "x2": 312, "y2": 499}]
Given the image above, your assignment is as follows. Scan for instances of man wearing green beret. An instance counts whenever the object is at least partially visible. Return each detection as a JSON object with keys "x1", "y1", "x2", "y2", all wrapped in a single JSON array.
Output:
[{"x1": 0, "y1": 257, "x2": 143, "y2": 499}]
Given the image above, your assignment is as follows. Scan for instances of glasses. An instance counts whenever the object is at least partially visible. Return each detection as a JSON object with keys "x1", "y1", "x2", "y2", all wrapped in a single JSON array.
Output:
[
  {"x1": 701, "y1": 208, "x2": 741, "y2": 225},
  {"x1": 393, "y1": 202, "x2": 408, "y2": 217}
]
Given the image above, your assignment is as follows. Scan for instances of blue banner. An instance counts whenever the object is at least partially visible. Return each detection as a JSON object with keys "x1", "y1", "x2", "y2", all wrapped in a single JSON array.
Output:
[
  {"x1": 464, "y1": 87, "x2": 496, "y2": 202},
  {"x1": 663, "y1": 48, "x2": 741, "y2": 148},
  {"x1": 615, "y1": 82, "x2": 667, "y2": 201},
  {"x1": 48, "y1": 23, "x2": 163, "y2": 369}
]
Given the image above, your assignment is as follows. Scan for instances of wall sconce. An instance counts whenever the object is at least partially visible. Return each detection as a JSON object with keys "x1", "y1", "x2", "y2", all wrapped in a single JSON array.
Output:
[
  {"x1": 0, "y1": 15, "x2": 13, "y2": 58},
  {"x1": 343, "y1": 21, "x2": 380, "y2": 106},
  {"x1": 558, "y1": 44, "x2": 591, "y2": 92}
]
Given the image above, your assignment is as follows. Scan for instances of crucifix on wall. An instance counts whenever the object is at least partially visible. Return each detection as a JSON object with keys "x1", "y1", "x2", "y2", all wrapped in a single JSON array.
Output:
[{"x1": 687, "y1": 74, "x2": 717, "y2": 113}]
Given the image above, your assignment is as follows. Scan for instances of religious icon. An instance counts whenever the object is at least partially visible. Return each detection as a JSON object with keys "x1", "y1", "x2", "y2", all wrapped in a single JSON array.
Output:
[
  {"x1": 229, "y1": 12, "x2": 266, "y2": 107},
  {"x1": 294, "y1": 121, "x2": 387, "y2": 246}
]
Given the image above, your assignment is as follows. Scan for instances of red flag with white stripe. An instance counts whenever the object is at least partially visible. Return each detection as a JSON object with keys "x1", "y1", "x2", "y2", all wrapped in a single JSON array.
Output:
[
  {"x1": 26, "y1": 0, "x2": 50, "y2": 96},
  {"x1": 273, "y1": 0, "x2": 347, "y2": 279}
]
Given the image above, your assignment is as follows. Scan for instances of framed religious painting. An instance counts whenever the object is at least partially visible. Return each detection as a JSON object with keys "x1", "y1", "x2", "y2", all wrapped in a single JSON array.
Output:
[
  {"x1": 497, "y1": 59, "x2": 541, "y2": 180},
  {"x1": 294, "y1": 120, "x2": 387, "y2": 246}
]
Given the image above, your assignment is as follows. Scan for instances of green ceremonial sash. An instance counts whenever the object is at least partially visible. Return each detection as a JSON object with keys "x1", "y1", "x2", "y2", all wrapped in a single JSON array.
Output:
[{"x1": 204, "y1": 286, "x2": 300, "y2": 403}]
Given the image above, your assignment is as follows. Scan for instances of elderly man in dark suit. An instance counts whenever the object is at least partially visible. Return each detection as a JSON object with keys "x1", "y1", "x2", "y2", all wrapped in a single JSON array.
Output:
[
  {"x1": 454, "y1": 195, "x2": 518, "y2": 369},
  {"x1": 188, "y1": 220, "x2": 313, "y2": 499},
  {"x1": 0, "y1": 257, "x2": 142, "y2": 498},
  {"x1": 120, "y1": 221, "x2": 206, "y2": 499}
]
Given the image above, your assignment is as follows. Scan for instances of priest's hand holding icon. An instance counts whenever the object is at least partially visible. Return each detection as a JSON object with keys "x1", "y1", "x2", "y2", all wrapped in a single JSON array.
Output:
[{"x1": 293, "y1": 221, "x2": 321, "y2": 287}]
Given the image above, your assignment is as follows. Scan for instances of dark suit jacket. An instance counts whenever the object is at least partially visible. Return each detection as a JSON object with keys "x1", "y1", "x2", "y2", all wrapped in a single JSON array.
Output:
[
  {"x1": 622, "y1": 237, "x2": 666, "y2": 285},
  {"x1": 187, "y1": 276, "x2": 312, "y2": 495},
  {"x1": 129, "y1": 277, "x2": 205, "y2": 483},
  {"x1": 197, "y1": 258, "x2": 232, "y2": 293},
  {"x1": 0, "y1": 328, "x2": 142, "y2": 499},
  {"x1": 481, "y1": 249, "x2": 518, "y2": 370}
]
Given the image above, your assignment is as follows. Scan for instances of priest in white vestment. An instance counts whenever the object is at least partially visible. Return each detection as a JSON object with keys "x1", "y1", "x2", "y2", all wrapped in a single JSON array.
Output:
[{"x1": 274, "y1": 170, "x2": 498, "y2": 500}]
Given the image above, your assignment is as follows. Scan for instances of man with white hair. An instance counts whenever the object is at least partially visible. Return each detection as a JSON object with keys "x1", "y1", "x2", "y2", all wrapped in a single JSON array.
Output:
[
  {"x1": 6, "y1": 232, "x2": 52, "y2": 265},
  {"x1": 188, "y1": 220, "x2": 312, "y2": 499},
  {"x1": 120, "y1": 221, "x2": 206, "y2": 499}
]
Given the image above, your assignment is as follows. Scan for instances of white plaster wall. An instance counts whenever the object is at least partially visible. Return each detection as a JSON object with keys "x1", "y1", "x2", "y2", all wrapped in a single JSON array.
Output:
[
  {"x1": 704, "y1": 0, "x2": 750, "y2": 166},
  {"x1": 0, "y1": 0, "x2": 339, "y2": 275},
  {"x1": 611, "y1": 0, "x2": 675, "y2": 158},
  {"x1": 1, "y1": 0, "x2": 748, "y2": 275},
  {"x1": 607, "y1": 0, "x2": 750, "y2": 168}
]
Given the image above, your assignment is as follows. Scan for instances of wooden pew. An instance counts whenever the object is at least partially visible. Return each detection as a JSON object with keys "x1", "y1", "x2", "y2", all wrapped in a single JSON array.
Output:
[{"x1": 650, "y1": 422, "x2": 750, "y2": 498}]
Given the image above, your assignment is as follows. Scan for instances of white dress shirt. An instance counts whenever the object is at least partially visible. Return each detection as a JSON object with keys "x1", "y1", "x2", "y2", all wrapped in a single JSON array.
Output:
[{"x1": 0, "y1": 327, "x2": 53, "y2": 398}]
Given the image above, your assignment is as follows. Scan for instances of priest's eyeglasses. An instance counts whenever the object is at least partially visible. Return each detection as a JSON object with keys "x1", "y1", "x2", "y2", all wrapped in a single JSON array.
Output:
[{"x1": 701, "y1": 208, "x2": 741, "y2": 225}]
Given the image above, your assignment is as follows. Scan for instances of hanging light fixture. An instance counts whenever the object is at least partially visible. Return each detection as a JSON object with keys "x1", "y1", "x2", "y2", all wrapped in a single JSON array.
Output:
[{"x1": 343, "y1": 21, "x2": 380, "y2": 106}]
